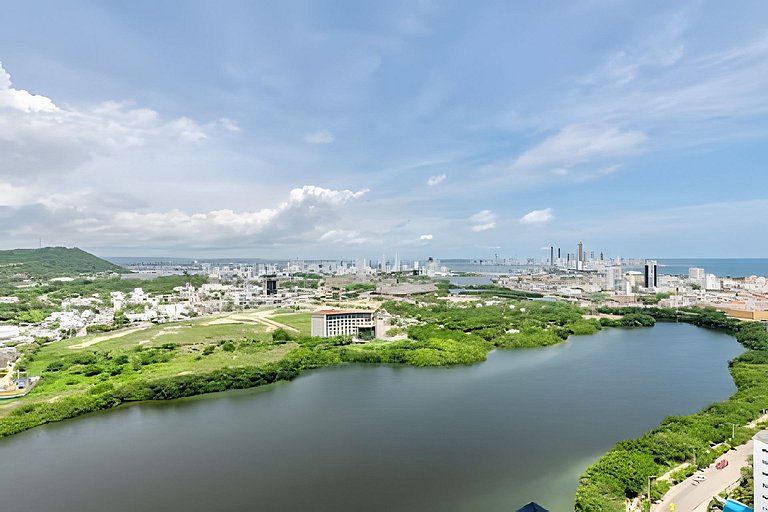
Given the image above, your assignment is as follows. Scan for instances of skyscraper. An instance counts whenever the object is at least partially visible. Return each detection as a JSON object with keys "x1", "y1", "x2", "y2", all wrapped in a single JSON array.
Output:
[
  {"x1": 577, "y1": 241, "x2": 583, "y2": 263},
  {"x1": 644, "y1": 260, "x2": 658, "y2": 288}
]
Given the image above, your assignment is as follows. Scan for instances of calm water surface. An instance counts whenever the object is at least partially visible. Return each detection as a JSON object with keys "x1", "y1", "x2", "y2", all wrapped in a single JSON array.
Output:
[{"x1": 0, "y1": 323, "x2": 744, "y2": 512}]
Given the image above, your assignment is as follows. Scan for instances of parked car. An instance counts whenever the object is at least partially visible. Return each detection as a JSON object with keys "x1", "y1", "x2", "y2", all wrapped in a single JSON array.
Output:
[
  {"x1": 693, "y1": 475, "x2": 707, "y2": 482},
  {"x1": 716, "y1": 459, "x2": 729, "y2": 470}
]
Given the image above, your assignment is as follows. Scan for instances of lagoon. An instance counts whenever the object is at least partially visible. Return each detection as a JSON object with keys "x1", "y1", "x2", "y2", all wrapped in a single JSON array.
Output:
[{"x1": 0, "y1": 323, "x2": 744, "y2": 512}]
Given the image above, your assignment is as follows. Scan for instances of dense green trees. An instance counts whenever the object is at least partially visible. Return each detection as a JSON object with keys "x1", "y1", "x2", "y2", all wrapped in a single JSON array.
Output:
[
  {"x1": 599, "y1": 313, "x2": 656, "y2": 328},
  {"x1": 575, "y1": 308, "x2": 768, "y2": 510}
]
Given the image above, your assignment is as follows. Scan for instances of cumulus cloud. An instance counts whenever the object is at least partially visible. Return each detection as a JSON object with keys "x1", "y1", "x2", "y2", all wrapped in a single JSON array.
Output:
[
  {"x1": 304, "y1": 129, "x2": 334, "y2": 144},
  {"x1": 103, "y1": 185, "x2": 368, "y2": 240},
  {"x1": 520, "y1": 208, "x2": 554, "y2": 225},
  {"x1": 511, "y1": 124, "x2": 647, "y2": 173},
  {"x1": 470, "y1": 210, "x2": 497, "y2": 232},
  {"x1": 0, "y1": 184, "x2": 370, "y2": 249},
  {"x1": 0, "y1": 62, "x2": 217, "y2": 181},
  {"x1": 0, "y1": 62, "x2": 58, "y2": 113},
  {"x1": 426, "y1": 174, "x2": 446, "y2": 186},
  {"x1": 419, "y1": 234, "x2": 433, "y2": 240}
]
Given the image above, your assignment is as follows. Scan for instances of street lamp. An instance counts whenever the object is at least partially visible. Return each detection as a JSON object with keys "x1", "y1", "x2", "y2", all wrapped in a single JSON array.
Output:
[
  {"x1": 728, "y1": 422, "x2": 737, "y2": 442},
  {"x1": 648, "y1": 475, "x2": 657, "y2": 502}
]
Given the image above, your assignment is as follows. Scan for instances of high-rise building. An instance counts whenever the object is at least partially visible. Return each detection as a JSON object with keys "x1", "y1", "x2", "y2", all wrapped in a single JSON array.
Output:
[
  {"x1": 754, "y1": 430, "x2": 768, "y2": 511},
  {"x1": 426, "y1": 257, "x2": 438, "y2": 277},
  {"x1": 577, "y1": 241, "x2": 583, "y2": 263},
  {"x1": 550, "y1": 246, "x2": 554, "y2": 266},
  {"x1": 264, "y1": 275, "x2": 278, "y2": 296},
  {"x1": 603, "y1": 266, "x2": 620, "y2": 291},
  {"x1": 644, "y1": 260, "x2": 658, "y2": 288}
]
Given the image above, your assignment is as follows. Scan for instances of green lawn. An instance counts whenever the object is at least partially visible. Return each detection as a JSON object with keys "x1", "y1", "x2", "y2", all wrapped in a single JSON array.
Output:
[{"x1": 270, "y1": 312, "x2": 312, "y2": 335}]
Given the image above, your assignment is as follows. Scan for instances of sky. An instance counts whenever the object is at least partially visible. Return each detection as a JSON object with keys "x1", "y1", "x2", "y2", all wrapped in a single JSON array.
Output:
[{"x1": 1, "y1": 1, "x2": 768, "y2": 260}]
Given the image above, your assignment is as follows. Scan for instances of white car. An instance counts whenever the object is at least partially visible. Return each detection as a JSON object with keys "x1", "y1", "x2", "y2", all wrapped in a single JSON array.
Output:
[{"x1": 693, "y1": 475, "x2": 706, "y2": 482}]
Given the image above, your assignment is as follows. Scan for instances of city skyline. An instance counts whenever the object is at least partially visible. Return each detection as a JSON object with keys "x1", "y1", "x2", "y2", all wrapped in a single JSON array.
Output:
[{"x1": 1, "y1": 1, "x2": 768, "y2": 258}]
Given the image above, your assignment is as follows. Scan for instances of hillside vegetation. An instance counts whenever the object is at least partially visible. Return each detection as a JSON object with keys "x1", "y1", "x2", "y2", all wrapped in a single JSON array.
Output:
[{"x1": 0, "y1": 247, "x2": 125, "y2": 281}]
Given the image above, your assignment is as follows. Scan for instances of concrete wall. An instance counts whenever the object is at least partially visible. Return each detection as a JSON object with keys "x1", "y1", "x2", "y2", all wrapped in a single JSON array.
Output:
[
  {"x1": 721, "y1": 308, "x2": 768, "y2": 321},
  {"x1": 310, "y1": 315, "x2": 326, "y2": 337}
]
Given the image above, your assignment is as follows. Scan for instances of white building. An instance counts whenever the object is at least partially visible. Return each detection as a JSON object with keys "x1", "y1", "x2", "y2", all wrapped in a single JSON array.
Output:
[
  {"x1": 311, "y1": 309, "x2": 384, "y2": 339},
  {"x1": 754, "y1": 430, "x2": 768, "y2": 511},
  {"x1": 624, "y1": 271, "x2": 644, "y2": 295},
  {"x1": 705, "y1": 274, "x2": 721, "y2": 291},
  {"x1": 602, "y1": 266, "x2": 620, "y2": 291}
]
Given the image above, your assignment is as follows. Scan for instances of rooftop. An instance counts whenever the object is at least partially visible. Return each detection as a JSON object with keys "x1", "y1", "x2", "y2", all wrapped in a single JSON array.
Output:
[
  {"x1": 753, "y1": 429, "x2": 768, "y2": 444},
  {"x1": 312, "y1": 309, "x2": 375, "y2": 316}
]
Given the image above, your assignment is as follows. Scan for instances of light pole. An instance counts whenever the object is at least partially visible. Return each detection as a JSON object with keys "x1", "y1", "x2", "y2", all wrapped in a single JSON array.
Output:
[
  {"x1": 648, "y1": 475, "x2": 657, "y2": 502},
  {"x1": 728, "y1": 422, "x2": 737, "y2": 442}
]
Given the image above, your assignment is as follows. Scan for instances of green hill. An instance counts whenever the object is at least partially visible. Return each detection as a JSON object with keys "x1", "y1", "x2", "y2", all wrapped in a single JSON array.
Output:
[{"x1": 0, "y1": 247, "x2": 126, "y2": 281}]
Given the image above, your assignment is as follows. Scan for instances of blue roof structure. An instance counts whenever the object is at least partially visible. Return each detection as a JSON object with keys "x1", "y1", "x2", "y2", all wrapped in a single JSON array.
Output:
[
  {"x1": 516, "y1": 503, "x2": 549, "y2": 512},
  {"x1": 724, "y1": 499, "x2": 754, "y2": 512}
]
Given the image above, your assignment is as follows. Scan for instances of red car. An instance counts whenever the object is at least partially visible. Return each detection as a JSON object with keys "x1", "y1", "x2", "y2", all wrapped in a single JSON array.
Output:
[{"x1": 716, "y1": 459, "x2": 729, "y2": 470}]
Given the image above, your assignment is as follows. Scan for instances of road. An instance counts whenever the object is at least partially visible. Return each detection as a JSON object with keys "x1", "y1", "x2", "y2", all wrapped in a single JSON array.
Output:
[{"x1": 653, "y1": 441, "x2": 751, "y2": 512}]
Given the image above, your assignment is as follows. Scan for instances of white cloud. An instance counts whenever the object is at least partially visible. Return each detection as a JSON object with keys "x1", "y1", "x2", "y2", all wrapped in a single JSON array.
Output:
[
  {"x1": 511, "y1": 124, "x2": 647, "y2": 173},
  {"x1": 520, "y1": 208, "x2": 554, "y2": 225},
  {"x1": 319, "y1": 229, "x2": 370, "y2": 246},
  {"x1": 0, "y1": 62, "x2": 58, "y2": 113},
  {"x1": 0, "y1": 184, "x2": 369, "y2": 248},
  {"x1": 419, "y1": 234, "x2": 433, "y2": 240},
  {"x1": 0, "y1": 62, "x2": 216, "y2": 181},
  {"x1": 304, "y1": 129, "x2": 334, "y2": 144},
  {"x1": 0, "y1": 182, "x2": 34, "y2": 207},
  {"x1": 426, "y1": 173, "x2": 446, "y2": 186},
  {"x1": 470, "y1": 210, "x2": 497, "y2": 232},
  {"x1": 103, "y1": 185, "x2": 368, "y2": 240},
  {"x1": 288, "y1": 185, "x2": 368, "y2": 206}
]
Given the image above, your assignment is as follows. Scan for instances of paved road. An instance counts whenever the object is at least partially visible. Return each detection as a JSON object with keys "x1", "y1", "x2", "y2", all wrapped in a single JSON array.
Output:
[{"x1": 653, "y1": 441, "x2": 751, "y2": 512}]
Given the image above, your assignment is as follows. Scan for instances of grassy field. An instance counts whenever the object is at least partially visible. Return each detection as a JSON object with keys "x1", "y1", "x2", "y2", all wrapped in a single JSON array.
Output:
[
  {"x1": 270, "y1": 312, "x2": 312, "y2": 335},
  {"x1": 0, "y1": 312, "x2": 299, "y2": 418}
]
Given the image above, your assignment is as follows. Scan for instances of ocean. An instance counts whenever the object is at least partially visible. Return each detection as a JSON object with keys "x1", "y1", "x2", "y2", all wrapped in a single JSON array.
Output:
[
  {"x1": 443, "y1": 259, "x2": 768, "y2": 278},
  {"x1": 653, "y1": 259, "x2": 768, "y2": 278}
]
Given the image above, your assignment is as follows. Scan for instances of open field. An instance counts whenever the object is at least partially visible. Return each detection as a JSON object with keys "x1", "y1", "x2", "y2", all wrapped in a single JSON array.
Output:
[
  {"x1": 269, "y1": 312, "x2": 312, "y2": 335},
  {"x1": 0, "y1": 311, "x2": 301, "y2": 418}
]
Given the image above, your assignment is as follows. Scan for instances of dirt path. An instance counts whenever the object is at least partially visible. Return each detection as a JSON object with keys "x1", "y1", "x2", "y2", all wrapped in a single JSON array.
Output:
[
  {"x1": 68, "y1": 324, "x2": 150, "y2": 349},
  {"x1": 230, "y1": 310, "x2": 300, "y2": 333}
]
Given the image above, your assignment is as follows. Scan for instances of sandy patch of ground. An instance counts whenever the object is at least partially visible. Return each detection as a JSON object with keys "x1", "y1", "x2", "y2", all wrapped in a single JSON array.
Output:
[
  {"x1": 68, "y1": 326, "x2": 148, "y2": 349},
  {"x1": 204, "y1": 319, "x2": 245, "y2": 325}
]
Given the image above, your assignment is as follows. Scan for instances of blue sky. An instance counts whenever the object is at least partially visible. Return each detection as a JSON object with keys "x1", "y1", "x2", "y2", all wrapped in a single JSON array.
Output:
[{"x1": 1, "y1": 1, "x2": 767, "y2": 259}]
